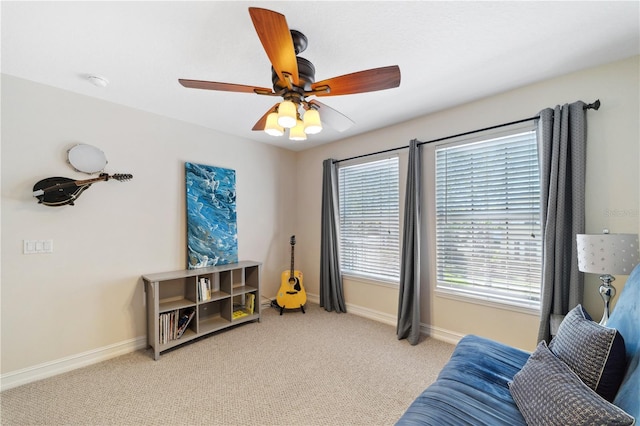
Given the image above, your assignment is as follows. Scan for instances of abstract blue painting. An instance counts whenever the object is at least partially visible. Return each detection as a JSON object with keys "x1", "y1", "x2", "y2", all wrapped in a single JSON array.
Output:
[{"x1": 185, "y1": 162, "x2": 238, "y2": 269}]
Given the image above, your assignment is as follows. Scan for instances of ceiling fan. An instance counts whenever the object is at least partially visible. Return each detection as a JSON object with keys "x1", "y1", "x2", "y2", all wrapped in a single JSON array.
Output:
[{"x1": 179, "y1": 7, "x2": 401, "y2": 141}]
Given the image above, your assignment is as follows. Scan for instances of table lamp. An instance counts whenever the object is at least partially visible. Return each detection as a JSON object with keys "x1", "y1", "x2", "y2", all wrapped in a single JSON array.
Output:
[{"x1": 576, "y1": 232, "x2": 639, "y2": 326}]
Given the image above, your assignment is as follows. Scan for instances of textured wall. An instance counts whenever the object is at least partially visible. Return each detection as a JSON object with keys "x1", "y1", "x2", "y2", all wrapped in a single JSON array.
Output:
[
  {"x1": 1, "y1": 75, "x2": 297, "y2": 374},
  {"x1": 295, "y1": 56, "x2": 640, "y2": 352}
]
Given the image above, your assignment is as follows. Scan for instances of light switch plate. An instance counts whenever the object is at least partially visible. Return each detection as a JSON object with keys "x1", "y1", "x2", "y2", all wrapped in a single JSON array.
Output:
[{"x1": 23, "y1": 239, "x2": 53, "y2": 254}]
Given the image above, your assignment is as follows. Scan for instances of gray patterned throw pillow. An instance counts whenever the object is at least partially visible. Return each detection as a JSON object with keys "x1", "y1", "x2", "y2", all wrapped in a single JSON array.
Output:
[
  {"x1": 548, "y1": 304, "x2": 626, "y2": 402},
  {"x1": 509, "y1": 341, "x2": 634, "y2": 426}
]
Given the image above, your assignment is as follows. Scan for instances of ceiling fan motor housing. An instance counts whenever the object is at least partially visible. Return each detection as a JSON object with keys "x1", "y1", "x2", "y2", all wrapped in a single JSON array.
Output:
[
  {"x1": 272, "y1": 56, "x2": 316, "y2": 94},
  {"x1": 271, "y1": 30, "x2": 315, "y2": 96},
  {"x1": 290, "y1": 30, "x2": 308, "y2": 55}
]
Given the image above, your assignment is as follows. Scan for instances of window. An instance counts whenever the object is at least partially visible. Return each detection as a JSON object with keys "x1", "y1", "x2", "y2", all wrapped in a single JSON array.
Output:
[
  {"x1": 435, "y1": 130, "x2": 542, "y2": 308},
  {"x1": 338, "y1": 157, "x2": 400, "y2": 282}
]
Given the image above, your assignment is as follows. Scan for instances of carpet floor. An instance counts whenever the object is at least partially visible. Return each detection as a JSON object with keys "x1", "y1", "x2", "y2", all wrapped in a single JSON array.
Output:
[{"x1": 1, "y1": 303, "x2": 454, "y2": 425}]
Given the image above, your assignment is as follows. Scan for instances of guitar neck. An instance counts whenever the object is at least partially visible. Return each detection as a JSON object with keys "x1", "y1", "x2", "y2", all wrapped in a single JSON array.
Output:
[
  {"x1": 41, "y1": 175, "x2": 109, "y2": 193},
  {"x1": 74, "y1": 176, "x2": 109, "y2": 186},
  {"x1": 290, "y1": 244, "x2": 295, "y2": 275}
]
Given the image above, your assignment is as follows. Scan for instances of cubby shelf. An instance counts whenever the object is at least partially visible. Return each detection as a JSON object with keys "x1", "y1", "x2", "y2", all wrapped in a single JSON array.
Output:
[{"x1": 142, "y1": 260, "x2": 261, "y2": 360}]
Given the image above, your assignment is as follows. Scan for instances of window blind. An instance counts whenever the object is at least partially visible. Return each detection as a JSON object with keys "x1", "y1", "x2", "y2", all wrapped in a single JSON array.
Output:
[
  {"x1": 435, "y1": 131, "x2": 542, "y2": 307},
  {"x1": 338, "y1": 157, "x2": 400, "y2": 282}
]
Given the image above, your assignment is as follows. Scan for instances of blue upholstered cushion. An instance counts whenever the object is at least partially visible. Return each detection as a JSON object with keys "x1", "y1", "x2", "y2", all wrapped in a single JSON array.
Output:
[
  {"x1": 397, "y1": 264, "x2": 640, "y2": 426},
  {"x1": 608, "y1": 264, "x2": 640, "y2": 420},
  {"x1": 549, "y1": 304, "x2": 626, "y2": 401},
  {"x1": 396, "y1": 335, "x2": 528, "y2": 426},
  {"x1": 613, "y1": 352, "x2": 640, "y2": 422},
  {"x1": 509, "y1": 341, "x2": 634, "y2": 426}
]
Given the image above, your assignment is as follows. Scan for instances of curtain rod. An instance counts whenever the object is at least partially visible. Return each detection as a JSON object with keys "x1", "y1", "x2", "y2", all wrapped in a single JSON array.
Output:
[{"x1": 334, "y1": 99, "x2": 601, "y2": 164}]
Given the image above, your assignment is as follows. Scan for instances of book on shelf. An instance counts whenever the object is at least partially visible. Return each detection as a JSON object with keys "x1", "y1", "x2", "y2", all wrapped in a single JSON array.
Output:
[
  {"x1": 232, "y1": 309, "x2": 249, "y2": 319},
  {"x1": 159, "y1": 308, "x2": 195, "y2": 343},
  {"x1": 246, "y1": 293, "x2": 255, "y2": 314},
  {"x1": 159, "y1": 313, "x2": 167, "y2": 344},
  {"x1": 198, "y1": 277, "x2": 211, "y2": 301},
  {"x1": 232, "y1": 293, "x2": 256, "y2": 319},
  {"x1": 159, "y1": 311, "x2": 174, "y2": 344},
  {"x1": 176, "y1": 309, "x2": 195, "y2": 338}
]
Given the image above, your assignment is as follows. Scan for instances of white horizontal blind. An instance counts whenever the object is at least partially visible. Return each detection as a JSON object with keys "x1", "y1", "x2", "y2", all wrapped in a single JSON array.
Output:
[
  {"x1": 338, "y1": 157, "x2": 400, "y2": 282},
  {"x1": 435, "y1": 131, "x2": 542, "y2": 307}
]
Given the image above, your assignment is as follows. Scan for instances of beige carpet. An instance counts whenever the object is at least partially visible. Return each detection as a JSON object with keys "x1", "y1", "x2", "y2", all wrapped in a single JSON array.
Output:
[{"x1": 1, "y1": 303, "x2": 454, "y2": 425}]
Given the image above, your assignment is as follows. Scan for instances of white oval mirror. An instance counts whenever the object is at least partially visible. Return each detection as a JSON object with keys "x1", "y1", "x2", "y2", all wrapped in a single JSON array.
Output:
[{"x1": 67, "y1": 143, "x2": 107, "y2": 174}]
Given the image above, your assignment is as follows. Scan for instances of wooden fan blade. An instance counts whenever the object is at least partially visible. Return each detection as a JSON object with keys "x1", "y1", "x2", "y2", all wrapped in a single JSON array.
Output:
[
  {"x1": 308, "y1": 100, "x2": 354, "y2": 133},
  {"x1": 248, "y1": 7, "x2": 299, "y2": 86},
  {"x1": 252, "y1": 104, "x2": 279, "y2": 131},
  {"x1": 311, "y1": 65, "x2": 401, "y2": 97},
  {"x1": 179, "y1": 79, "x2": 273, "y2": 94}
]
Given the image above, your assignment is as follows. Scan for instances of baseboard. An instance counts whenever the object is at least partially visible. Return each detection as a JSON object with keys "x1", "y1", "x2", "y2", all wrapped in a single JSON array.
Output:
[
  {"x1": 306, "y1": 292, "x2": 464, "y2": 345},
  {"x1": 306, "y1": 292, "x2": 394, "y2": 325},
  {"x1": 3, "y1": 299, "x2": 463, "y2": 391},
  {"x1": 0, "y1": 336, "x2": 147, "y2": 392},
  {"x1": 422, "y1": 324, "x2": 465, "y2": 345}
]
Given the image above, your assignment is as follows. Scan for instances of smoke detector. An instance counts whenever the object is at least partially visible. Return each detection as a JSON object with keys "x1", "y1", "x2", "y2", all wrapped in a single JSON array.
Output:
[{"x1": 87, "y1": 75, "x2": 109, "y2": 88}]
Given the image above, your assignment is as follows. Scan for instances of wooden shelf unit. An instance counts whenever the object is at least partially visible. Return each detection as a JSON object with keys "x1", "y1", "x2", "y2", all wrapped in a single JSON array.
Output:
[{"x1": 142, "y1": 260, "x2": 261, "y2": 360}]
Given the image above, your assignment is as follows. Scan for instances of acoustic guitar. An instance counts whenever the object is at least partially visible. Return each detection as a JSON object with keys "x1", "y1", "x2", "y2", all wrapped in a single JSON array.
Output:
[
  {"x1": 32, "y1": 173, "x2": 133, "y2": 206},
  {"x1": 276, "y1": 235, "x2": 307, "y2": 314}
]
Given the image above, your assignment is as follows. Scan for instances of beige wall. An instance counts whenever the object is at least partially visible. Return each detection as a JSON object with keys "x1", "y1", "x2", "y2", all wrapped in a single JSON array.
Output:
[
  {"x1": 1, "y1": 75, "x2": 297, "y2": 377},
  {"x1": 295, "y1": 56, "x2": 640, "y2": 352},
  {"x1": 1, "y1": 56, "x2": 638, "y2": 385}
]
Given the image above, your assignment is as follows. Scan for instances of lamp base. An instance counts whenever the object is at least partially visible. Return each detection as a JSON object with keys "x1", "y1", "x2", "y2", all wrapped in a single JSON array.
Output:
[{"x1": 598, "y1": 274, "x2": 616, "y2": 326}]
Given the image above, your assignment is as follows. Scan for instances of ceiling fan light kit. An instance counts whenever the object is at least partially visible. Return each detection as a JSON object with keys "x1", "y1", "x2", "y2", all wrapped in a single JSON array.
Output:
[
  {"x1": 179, "y1": 7, "x2": 401, "y2": 142},
  {"x1": 276, "y1": 100, "x2": 297, "y2": 128},
  {"x1": 303, "y1": 108, "x2": 322, "y2": 135},
  {"x1": 264, "y1": 112, "x2": 284, "y2": 136},
  {"x1": 264, "y1": 103, "x2": 323, "y2": 140},
  {"x1": 289, "y1": 119, "x2": 307, "y2": 141}
]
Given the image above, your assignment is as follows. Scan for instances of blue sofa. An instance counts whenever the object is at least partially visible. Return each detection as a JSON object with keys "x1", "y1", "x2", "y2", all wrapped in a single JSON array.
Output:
[{"x1": 397, "y1": 264, "x2": 640, "y2": 425}]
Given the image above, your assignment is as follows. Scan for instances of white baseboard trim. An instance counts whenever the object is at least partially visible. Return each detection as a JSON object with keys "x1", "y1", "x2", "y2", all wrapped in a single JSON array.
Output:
[
  {"x1": 346, "y1": 302, "x2": 398, "y2": 326},
  {"x1": 3, "y1": 299, "x2": 464, "y2": 392},
  {"x1": 1, "y1": 336, "x2": 147, "y2": 392},
  {"x1": 307, "y1": 291, "x2": 397, "y2": 325},
  {"x1": 422, "y1": 324, "x2": 465, "y2": 345},
  {"x1": 307, "y1": 292, "x2": 464, "y2": 346}
]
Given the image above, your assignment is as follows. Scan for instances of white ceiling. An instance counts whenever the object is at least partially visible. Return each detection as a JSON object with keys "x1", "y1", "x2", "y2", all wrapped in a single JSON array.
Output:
[{"x1": 2, "y1": 1, "x2": 639, "y2": 151}]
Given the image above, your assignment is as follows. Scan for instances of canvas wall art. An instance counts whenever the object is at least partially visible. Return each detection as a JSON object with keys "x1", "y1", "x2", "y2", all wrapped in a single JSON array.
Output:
[{"x1": 185, "y1": 162, "x2": 238, "y2": 269}]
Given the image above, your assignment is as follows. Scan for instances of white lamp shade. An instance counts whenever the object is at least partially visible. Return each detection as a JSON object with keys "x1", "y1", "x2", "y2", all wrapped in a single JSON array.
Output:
[
  {"x1": 303, "y1": 109, "x2": 322, "y2": 134},
  {"x1": 264, "y1": 112, "x2": 284, "y2": 136},
  {"x1": 576, "y1": 233, "x2": 640, "y2": 275},
  {"x1": 289, "y1": 119, "x2": 307, "y2": 141},
  {"x1": 277, "y1": 101, "x2": 297, "y2": 128}
]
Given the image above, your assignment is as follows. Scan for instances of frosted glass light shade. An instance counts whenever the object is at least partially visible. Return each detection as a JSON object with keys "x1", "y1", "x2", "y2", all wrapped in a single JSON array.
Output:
[
  {"x1": 277, "y1": 101, "x2": 297, "y2": 128},
  {"x1": 264, "y1": 112, "x2": 284, "y2": 136},
  {"x1": 576, "y1": 233, "x2": 640, "y2": 275},
  {"x1": 303, "y1": 109, "x2": 322, "y2": 134},
  {"x1": 289, "y1": 119, "x2": 307, "y2": 141}
]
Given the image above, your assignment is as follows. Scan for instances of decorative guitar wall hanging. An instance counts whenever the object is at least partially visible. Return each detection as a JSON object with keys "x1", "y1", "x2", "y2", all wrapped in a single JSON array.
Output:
[{"x1": 32, "y1": 173, "x2": 133, "y2": 206}]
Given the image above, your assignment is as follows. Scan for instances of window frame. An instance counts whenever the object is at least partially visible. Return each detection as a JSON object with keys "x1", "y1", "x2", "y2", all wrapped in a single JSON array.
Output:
[
  {"x1": 337, "y1": 155, "x2": 401, "y2": 285},
  {"x1": 431, "y1": 123, "x2": 542, "y2": 313}
]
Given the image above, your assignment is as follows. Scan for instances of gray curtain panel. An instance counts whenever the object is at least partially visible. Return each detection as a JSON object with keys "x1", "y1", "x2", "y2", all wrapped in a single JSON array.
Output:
[
  {"x1": 320, "y1": 159, "x2": 347, "y2": 313},
  {"x1": 537, "y1": 101, "x2": 587, "y2": 343},
  {"x1": 397, "y1": 140, "x2": 422, "y2": 345}
]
